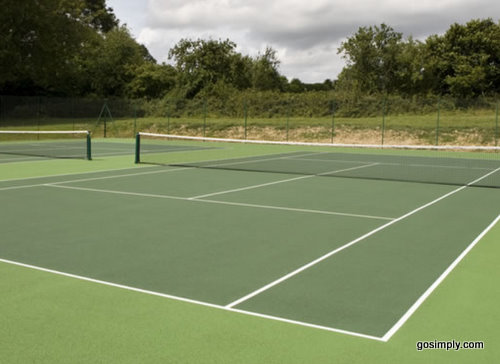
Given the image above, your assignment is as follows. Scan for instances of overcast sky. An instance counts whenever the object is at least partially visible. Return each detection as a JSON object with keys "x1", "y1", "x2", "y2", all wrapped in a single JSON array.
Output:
[{"x1": 106, "y1": 0, "x2": 499, "y2": 83}]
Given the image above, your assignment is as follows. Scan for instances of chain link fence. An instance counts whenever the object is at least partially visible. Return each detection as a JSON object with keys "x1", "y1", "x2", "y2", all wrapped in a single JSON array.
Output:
[{"x1": 1, "y1": 95, "x2": 498, "y2": 146}]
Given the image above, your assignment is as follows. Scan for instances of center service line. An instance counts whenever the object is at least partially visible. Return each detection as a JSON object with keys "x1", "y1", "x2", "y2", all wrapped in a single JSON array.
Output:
[{"x1": 188, "y1": 162, "x2": 379, "y2": 200}]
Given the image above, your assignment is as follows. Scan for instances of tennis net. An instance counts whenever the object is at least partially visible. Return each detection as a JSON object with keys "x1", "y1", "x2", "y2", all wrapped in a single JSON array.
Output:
[
  {"x1": 135, "y1": 133, "x2": 500, "y2": 188},
  {"x1": 0, "y1": 130, "x2": 92, "y2": 160}
]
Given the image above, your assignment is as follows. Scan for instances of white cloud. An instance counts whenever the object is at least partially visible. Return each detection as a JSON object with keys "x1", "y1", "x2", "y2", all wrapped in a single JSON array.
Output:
[{"x1": 127, "y1": 0, "x2": 500, "y2": 82}]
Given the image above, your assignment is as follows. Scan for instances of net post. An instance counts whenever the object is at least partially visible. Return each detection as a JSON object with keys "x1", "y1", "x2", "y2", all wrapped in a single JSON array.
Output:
[
  {"x1": 86, "y1": 131, "x2": 92, "y2": 160},
  {"x1": 135, "y1": 132, "x2": 141, "y2": 163}
]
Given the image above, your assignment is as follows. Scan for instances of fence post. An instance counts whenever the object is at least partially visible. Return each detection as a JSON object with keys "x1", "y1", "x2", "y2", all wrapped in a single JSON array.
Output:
[
  {"x1": 133, "y1": 101, "x2": 137, "y2": 137},
  {"x1": 495, "y1": 101, "x2": 499, "y2": 147},
  {"x1": 70, "y1": 98, "x2": 75, "y2": 130},
  {"x1": 286, "y1": 99, "x2": 290, "y2": 142},
  {"x1": 203, "y1": 99, "x2": 207, "y2": 137},
  {"x1": 381, "y1": 95, "x2": 386, "y2": 146},
  {"x1": 435, "y1": 97, "x2": 441, "y2": 145},
  {"x1": 244, "y1": 99, "x2": 248, "y2": 139},
  {"x1": 97, "y1": 99, "x2": 113, "y2": 138},
  {"x1": 166, "y1": 100, "x2": 170, "y2": 134},
  {"x1": 37, "y1": 96, "x2": 41, "y2": 136},
  {"x1": 331, "y1": 100, "x2": 336, "y2": 144}
]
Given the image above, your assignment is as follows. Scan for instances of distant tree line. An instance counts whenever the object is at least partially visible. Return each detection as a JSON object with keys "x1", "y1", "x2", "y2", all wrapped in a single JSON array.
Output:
[
  {"x1": 0, "y1": 1, "x2": 498, "y2": 99},
  {"x1": 336, "y1": 20, "x2": 500, "y2": 98}
]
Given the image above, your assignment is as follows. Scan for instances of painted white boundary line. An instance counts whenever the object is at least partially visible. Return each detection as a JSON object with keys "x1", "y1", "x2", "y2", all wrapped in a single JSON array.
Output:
[
  {"x1": 0, "y1": 257, "x2": 384, "y2": 342},
  {"x1": 0, "y1": 165, "x2": 156, "y2": 183},
  {"x1": 0, "y1": 156, "x2": 42, "y2": 163},
  {"x1": 48, "y1": 167, "x2": 191, "y2": 185},
  {"x1": 44, "y1": 184, "x2": 394, "y2": 221},
  {"x1": 381, "y1": 213, "x2": 500, "y2": 342},
  {"x1": 199, "y1": 199, "x2": 394, "y2": 221},
  {"x1": 188, "y1": 174, "x2": 314, "y2": 200},
  {"x1": 0, "y1": 167, "x2": 190, "y2": 191},
  {"x1": 224, "y1": 166, "x2": 500, "y2": 309},
  {"x1": 201, "y1": 151, "x2": 322, "y2": 168},
  {"x1": 289, "y1": 157, "x2": 494, "y2": 171},
  {"x1": 189, "y1": 162, "x2": 379, "y2": 200}
]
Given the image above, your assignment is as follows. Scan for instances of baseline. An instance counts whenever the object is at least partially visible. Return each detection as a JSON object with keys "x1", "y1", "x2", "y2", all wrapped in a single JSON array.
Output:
[{"x1": 0, "y1": 257, "x2": 384, "y2": 341}]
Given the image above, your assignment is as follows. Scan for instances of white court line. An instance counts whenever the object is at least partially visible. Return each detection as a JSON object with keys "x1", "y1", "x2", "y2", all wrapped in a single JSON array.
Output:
[
  {"x1": 48, "y1": 167, "x2": 191, "y2": 185},
  {"x1": 44, "y1": 184, "x2": 393, "y2": 221},
  {"x1": 288, "y1": 157, "x2": 494, "y2": 171},
  {"x1": 200, "y1": 151, "x2": 324, "y2": 168},
  {"x1": 0, "y1": 183, "x2": 57, "y2": 192},
  {"x1": 0, "y1": 167, "x2": 190, "y2": 191},
  {"x1": 381, "y1": 213, "x2": 500, "y2": 342},
  {"x1": 0, "y1": 156, "x2": 42, "y2": 163},
  {"x1": 0, "y1": 165, "x2": 156, "y2": 183},
  {"x1": 44, "y1": 184, "x2": 188, "y2": 200},
  {"x1": 198, "y1": 199, "x2": 394, "y2": 221},
  {"x1": 188, "y1": 162, "x2": 379, "y2": 200},
  {"x1": 224, "y1": 166, "x2": 500, "y2": 309},
  {"x1": 189, "y1": 175, "x2": 314, "y2": 200},
  {"x1": 0, "y1": 257, "x2": 383, "y2": 341}
]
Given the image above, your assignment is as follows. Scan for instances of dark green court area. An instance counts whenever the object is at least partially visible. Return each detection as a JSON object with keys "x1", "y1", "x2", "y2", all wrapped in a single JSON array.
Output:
[{"x1": 1, "y1": 146, "x2": 499, "y2": 339}]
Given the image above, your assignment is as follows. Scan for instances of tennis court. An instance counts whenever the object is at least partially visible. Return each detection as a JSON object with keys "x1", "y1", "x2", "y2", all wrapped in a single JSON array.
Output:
[{"x1": 1, "y1": 136, "x2": 499, "y2": 342}]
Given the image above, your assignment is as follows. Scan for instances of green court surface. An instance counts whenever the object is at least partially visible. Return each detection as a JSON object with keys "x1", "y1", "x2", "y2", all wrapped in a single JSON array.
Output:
[{"x1": 1, "y1": 138, "x2": 499, "y2": 363}]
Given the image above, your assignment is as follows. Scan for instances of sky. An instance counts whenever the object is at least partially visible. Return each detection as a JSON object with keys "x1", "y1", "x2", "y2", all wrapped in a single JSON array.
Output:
[{"x1": 106, "y1": 0, "x2": 499, "y2": 83}]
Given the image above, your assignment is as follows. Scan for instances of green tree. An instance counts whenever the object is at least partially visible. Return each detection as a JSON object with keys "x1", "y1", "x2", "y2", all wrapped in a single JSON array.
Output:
[
  {"x1": 424, "y1": 19, "x2": 500, "y2": 97},
  {"x1": 76, "y1": 0, "x2": 119, "y2": 33},
  {"x1": 288, "y1": 78, "x2": 306, "y2": 93},
  {"x1": 0, "y1": 0, "x2": 118, "y2": 95},
  {"x1": 251, "y1": 47, "x2": 285, "y2": 91},
  {"x1": 125, "y1": 63, "x2": 177, "y2": 99},
  {"x1": 169, "y1": 38, "x2": 252, "y2": 98},
  {"x1": 337, "y1": 24, "x2": 404, "y2": 94},
  {"x1": 394, "y1": 37, "x2": 427, "y2": 95},
  {"x1": 88, "y1": 26, "x2": 153, "y2": 97}
]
